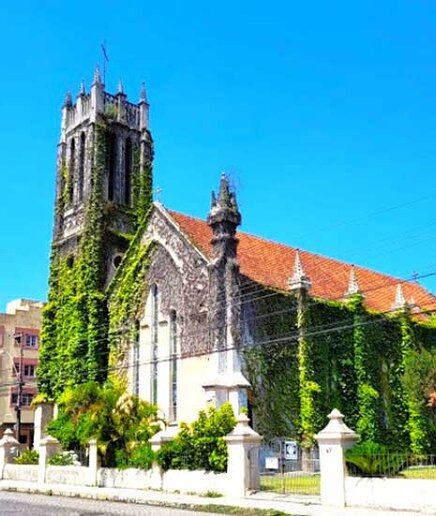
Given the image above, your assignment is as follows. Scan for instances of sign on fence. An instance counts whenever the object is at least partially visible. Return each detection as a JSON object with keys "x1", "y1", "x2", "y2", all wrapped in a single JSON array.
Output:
[{"x1": 284, "y1": 441, "x2": 298, "y2": 460}]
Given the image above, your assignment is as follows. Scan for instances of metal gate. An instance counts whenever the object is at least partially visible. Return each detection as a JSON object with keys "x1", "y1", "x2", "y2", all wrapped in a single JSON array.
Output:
[{"x1": 254, "y1": 438, "x2": 320, "y2": 496}]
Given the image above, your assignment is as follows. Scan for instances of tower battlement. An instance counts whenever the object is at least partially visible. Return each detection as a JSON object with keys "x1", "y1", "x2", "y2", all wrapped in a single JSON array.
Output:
[{"x1": 60, "y1": 67, "x2": 149, "y2": 143}]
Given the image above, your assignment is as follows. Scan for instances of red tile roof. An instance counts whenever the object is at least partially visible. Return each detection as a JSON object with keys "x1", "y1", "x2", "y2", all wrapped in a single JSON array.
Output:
[{"x1": 168, "y1": 210, "x2": 436, "y2": 315}]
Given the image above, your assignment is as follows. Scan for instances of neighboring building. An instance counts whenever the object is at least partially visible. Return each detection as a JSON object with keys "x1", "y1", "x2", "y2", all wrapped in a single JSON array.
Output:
[
  {"x1": 0, "y1": 299, "x2": 44, "y2": 446},
  {"x1": 39, "y1": 69, "x2": 436, "y2": 451}
]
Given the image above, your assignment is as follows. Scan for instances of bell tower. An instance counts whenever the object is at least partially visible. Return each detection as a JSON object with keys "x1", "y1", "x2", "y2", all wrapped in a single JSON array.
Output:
[{"x1": 53, "y1": 67, "x2": 153, "y2": 285}]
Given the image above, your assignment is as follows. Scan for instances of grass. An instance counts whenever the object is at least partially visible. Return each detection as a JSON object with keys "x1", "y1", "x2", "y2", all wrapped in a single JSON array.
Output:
[
  {"x1": 400, "y1": 466, "x2": 436, "y2": 480},
  {"x1": 192, "y1": 506, "x2": 288, "y2": 515},
  {"x1": 260, "y1": 474, "x2": 320, "y2": 495}
]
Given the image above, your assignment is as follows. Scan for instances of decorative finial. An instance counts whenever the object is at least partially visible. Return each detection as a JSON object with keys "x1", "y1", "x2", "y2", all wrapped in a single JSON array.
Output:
[
  {"x1": 140, "y1": 82, "x2": 148, "y2": 103},
  {"x1": 207, "y1": 173, "x2": 241, "y2": 227},
  {"x1": 79, "y1": 80, "x2": 86, "y2": 96},
  {"x1": 64, "y1": 90, "x2": 72, "y2": 107},
  {"x1": 288, "y1": 250, "x2": 311, "y2": 291},
  {"x1": 117, "y1": 79, "x2": 124, "y2": 95},
  {"x1": 345, "y1": 266, "x2": 360, "y2": 297},
  {"x1": 93, "y1": 65, "x2": 102, "y2": 84},
  {"x1": 392, "y1": 283, "x2": 407, "y2": 310}
]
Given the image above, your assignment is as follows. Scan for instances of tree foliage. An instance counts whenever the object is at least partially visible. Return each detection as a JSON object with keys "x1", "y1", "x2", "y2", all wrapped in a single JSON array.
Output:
[{"x1": 47, "y1": 381, "x2": 160, "y2": 468}]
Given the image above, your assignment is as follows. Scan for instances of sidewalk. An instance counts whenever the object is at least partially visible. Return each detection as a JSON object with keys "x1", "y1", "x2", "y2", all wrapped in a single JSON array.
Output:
[{"x1": 0, "y1": 479, "x2": 430, "y2": 515}]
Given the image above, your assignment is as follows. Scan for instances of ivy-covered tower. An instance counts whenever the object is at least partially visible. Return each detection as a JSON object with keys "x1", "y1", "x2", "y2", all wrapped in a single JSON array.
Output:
[
  {"x1": 54, "y1": 67, "x2": 153, "y2": 283},
  {"x1": 38, "y1": 68, "x2": 154, "y2": 398}
]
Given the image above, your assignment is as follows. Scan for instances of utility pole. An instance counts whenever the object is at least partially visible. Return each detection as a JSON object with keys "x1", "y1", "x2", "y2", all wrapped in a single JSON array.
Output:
[{"x1": 13, "y1": 333, "x2": 24, "y2": 443}]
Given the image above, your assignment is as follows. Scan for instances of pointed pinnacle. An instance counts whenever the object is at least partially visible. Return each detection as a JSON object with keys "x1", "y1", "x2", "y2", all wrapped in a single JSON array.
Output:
[
  {"x1": 64, "y1": 90, "x2": 72, "y2": 107},
  {"x1": 393, "y1": 283, "x2": 407, "y2": 310},
  {"x1": 288, "y1": 250, "x2": 311, "y2": 291},
  {"x1": 79, "y1": 80, "x2": 86, "y2": 96},
  {"x1": 345, "y1": 266, "x2": 360, "y2": 296},
  {"x1": 93, "y1": 65, "x2": 101, "y2": 84},
  {"x1": 117, "y1": 79, "x2": 124, "y2": 94},
  {"x1": 140, "y1": 82, "x2": 148, "y2": 103}
]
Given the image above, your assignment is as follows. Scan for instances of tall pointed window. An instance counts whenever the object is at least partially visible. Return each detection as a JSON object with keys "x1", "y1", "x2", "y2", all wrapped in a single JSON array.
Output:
[
  {"x1": 151, "y1": 285, "x2": 158, "y2": 405},
  {"x1": 108, "y1": 132, "x2": 117, "y2": 201},
  {"x1": 78, "y1": 132, "x2": 86, "y2": 202},
  {"x1": 68, "y1": 138, "x2": 75, "y2": 205},
  {"x1": 133, "y1": 320, "x2": 140, "y2": 396},
  {"x1": 169, "y1": 310, "x2": 178, "y2": 422},
  {"x1": 124, "y1": 137, "x2": 132, "y2": 205}
]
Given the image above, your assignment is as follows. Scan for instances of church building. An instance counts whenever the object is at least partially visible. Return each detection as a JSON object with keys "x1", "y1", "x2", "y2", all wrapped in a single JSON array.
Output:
[{"x1": 38, "y1": 69, "x2": 436, "y2": 452}]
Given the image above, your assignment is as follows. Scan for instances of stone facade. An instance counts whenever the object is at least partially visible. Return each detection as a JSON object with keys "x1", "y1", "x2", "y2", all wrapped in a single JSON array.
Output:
[{"x1": 53, "y1": 69, "x2": 153, "y2": 286}]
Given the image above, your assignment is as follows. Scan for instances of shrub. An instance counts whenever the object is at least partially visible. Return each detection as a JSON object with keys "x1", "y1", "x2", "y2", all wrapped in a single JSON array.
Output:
[
  {"x1": 15, "y1": 449, "x2": 39, "y2": 465},
  {"x1": 47, "y1": 381, "x2": 160, "y2": 468},
  {"x1": 346, "y1": 442, "x2": 408, "y2": 477},
  {"x1": 156, "y1": 402, "x2": 236, "y2": 473},
  {"x1": 48, "y1": 451, "x2": 78, "y2": 466}
]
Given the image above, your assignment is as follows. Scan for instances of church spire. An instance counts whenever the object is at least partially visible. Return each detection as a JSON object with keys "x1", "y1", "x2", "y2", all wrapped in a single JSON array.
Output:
[
  {"x1": 345, "y1": 266, "x2": 361, "y2": 297},
  {"x1": 392, "y1": 283, "x2": 407, "y2": 310},
  {"x1": 288, "y1": 250, "x2": 311, "y2": 291}
]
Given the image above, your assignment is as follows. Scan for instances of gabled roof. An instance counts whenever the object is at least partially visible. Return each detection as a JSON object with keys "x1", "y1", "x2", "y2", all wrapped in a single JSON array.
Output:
[{"x1": 168, "y1": 210, "x2": 436, "y2": 315}]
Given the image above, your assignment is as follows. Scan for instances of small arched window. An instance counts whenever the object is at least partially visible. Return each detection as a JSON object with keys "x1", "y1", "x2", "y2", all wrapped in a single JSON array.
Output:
[
  {"x1": 124, "y1": 137, "x2": 132, "y2": 205},
  {"x1": 77, "y1": 132, "x2": 86, "y2": 202}
]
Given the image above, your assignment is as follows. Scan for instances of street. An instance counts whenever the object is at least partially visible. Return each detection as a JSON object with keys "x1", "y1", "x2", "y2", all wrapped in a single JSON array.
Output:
[{"x1": 0, "y1": 491, "x2": 217, "y2": 515}]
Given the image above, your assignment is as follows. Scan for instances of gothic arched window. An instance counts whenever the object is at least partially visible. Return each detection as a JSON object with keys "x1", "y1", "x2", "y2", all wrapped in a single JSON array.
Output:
[
  {"x1": 108, "y1": 132, "x2": 117, "y2": 202},
  {"x1": 169, "y1": 310, "x2": 178, "y2": 422},
  {"x1": 78, "y1": 132, "x2": 86, "y2": 202},
  {"x1": 68, "y1": 138, "x2": 75, "y2": 205},
  {"x1": 124, "y1": 137, "x2": 132, "y2": 205},
  {"x1": 132, "y1": 319, "x2": 140, "y2": 396},
  {"x1": 151, "y1": 285, "x2": 159, "y2": 405}
]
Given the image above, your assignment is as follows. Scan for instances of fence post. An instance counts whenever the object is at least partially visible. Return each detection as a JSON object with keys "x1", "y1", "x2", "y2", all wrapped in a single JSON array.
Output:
[
  {"x1": 0, "y1": 429, "x2": 19, "y2": 479},
  {"x1": 33, "y1": 402, "x2": 55, "y2": 451},
  {"x1": 314, "y1": 408, "x2": 359, "y2": 508},
  {"x1": 224, "y1": 414, "x2": 262, "y2": 498},
  {"x1": 87, "y1": 439, "x2": 99, "y2": 486},
  {"x1": 38, "y1": 435, "x2": 60, "y2": 484}
]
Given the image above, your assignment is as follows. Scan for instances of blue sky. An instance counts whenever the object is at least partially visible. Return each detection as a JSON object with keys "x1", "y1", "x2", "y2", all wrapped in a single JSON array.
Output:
[{"x1": 1, "y1": 0, "x2": 436, "y2": 308}]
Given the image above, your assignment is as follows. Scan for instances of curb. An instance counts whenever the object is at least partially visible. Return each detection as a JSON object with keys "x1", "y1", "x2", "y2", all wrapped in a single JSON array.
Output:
[{"x1": 0, "y1": 484, "x2": 294, "y2": 515}]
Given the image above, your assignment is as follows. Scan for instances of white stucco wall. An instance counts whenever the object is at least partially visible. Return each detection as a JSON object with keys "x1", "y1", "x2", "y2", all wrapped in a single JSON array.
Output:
[
  {"x1": 3, "y1": 464, "x2": 38, "y2": 482},
  {"x1": 345, "y1": 476, "x2": 436, "y2": 512}
]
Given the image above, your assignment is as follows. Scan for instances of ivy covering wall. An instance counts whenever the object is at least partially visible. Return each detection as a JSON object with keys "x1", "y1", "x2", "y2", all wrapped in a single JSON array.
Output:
[
  {"x1": 244, "y1": 288, "x2": 436, "y2": 453},
  {"x1": 38, "y1": 118, "x2": 153, "y2": 399}
]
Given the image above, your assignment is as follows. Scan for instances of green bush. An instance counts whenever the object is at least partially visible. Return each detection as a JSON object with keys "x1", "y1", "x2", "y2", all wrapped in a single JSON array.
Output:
[
  {"x1": 47, "y1": 381, "x2": 160, "y2": 468},
  {"x1": 15, "y1": 449, "x2": 39, "y2": 465},
  {"x1": 156, "y1": 402, "x2": 236, "y2": 473},
  {"x1": 346, "y1": 442, "x2": 408, "y2": 477},
  {"x1": 48, "y1": 451, "x2": 77, "y2": 466}
]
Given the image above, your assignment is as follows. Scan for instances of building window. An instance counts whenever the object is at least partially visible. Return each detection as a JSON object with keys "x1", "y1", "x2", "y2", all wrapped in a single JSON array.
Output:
[
  {"x1": 133, "y1": 320, "x2": 140, "y2": 396},
  {"x1": 124, "y1": 137, "x2": 132, "y2": 205},
  {"x1": 11, "y1": 392, "x2": 35, "y2": 407},
  {"x1": 151, "y1": 285, "x2": 158, "y2": 405},
  {"x1": 108, "y1": 132, "x2": 117, "y2": 201},
  {"x1": 78, "y1": 132, "x2": 86, "y2": 202},
  {"x1": 24, "y1": 334, "x2": 38, "y2": 349},
  {"x1": 169, "y1": 310, "x2": 178, "y2": 422},
  {"x1": 68, "y1": 137, "x2": 75, "y2": 204},
  {"x1": 24, "y1": 364, "x2": 36, "y2": 378}
]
